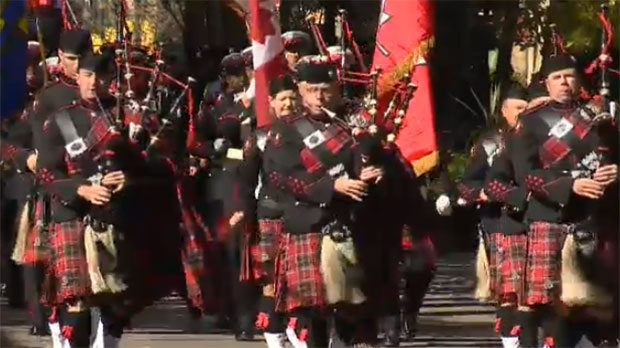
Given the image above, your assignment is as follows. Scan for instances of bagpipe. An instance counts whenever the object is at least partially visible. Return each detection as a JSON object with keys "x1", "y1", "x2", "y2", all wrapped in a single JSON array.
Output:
[
  {"x1": 54, "y1": 0, "x2": 196, "y2": 182},
  {"x1": 305, "y1": 9, "x2": 419, "y2": 167},
  {"x1": 98, "y1": 0, "x2": 196, "y2": 157},
  {"x1": 584, "y1": 4, "x2": 619, "y2": 166}
]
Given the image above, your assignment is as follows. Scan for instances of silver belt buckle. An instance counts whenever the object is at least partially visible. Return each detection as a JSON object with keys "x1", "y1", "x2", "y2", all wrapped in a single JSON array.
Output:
[{"x1": 65, "y1": 138, "x2": 87, "y2": 158}]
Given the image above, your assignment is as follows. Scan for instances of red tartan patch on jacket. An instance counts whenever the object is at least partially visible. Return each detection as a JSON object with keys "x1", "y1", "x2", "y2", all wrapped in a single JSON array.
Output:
[
  {"x1": 540, "y1": 137, "x2": 570, "y2": 168},
  {"x1": 300, "y1": 148, "x2": 322, "y2": 173},
  {"x1": 324, "y1": 128, "x2": 351, "y2": 154}
]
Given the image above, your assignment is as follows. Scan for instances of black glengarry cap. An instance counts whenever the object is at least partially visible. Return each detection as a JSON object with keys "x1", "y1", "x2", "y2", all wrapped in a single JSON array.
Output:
[
  {"x1": 296, "y1": 62, "x2": 337, "y2": 84},
  {"x1": 539, "y1": 54, "x2": 578, "y2": 77},
  {"x1": 269, "y1": 74, "x2": 297, "y2": 97},
  {"x1": 220, "y1": 52, "x2": 246, "y2": 76},
  {"x1": 78, "y1": 53, "x2": 112, "y2": 74},
  {"x1": 501, "y1": 83, "x2": 528, "y2": 101},
  {"x1": 59, "y1": 29, "x2": 93, "y2": 56}
]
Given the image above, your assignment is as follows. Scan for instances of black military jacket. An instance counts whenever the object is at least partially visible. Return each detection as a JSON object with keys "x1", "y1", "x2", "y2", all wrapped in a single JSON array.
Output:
[
  {"x1": 188, "y1": 92, "x2": 250, "y2": 215},
  {"x1": 513, "y1": 100, "x2": 611, "y2": 223},
  {"x1": 484, "y1": 130, "x2": 529, "y2": 235},
  {"x1": 2, "y1": 106, "x2": 38, "y2": 202},
  {"x1": 262, "y1": 111, "x2": 357, "y2": 234},
  {"x1": 36, "y1": 99, "x2": 141, "y2": 222},
  {"x1": 238, "y1": 127, "x2": 289, "y2": 220},
  {"x1": 33, "y1": 74, "x2": 80, "y2": 117},
  {"x1": 457, "y1": 130, "x2": 503, "y2": 234},
  {"x1": 188, "y1": 92, "x2": 248, "y2": 164}
]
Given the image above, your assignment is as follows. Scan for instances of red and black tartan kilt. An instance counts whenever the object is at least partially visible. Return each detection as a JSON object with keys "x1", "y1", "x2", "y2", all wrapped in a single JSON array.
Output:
[
  {"x1": 492, "y1": 233, "x2": 527, "y2": 302},
  {"x1": 486, "y1": 233, "x2": 502, "y2": 297},
  {"x1": 523, "y1": 222, "x2": 567, "y2": 305},
  {"x1": 274, "y1": 232, "x2": 325, "y2": 312},
  {"x1": 253, "y1": 219, "x2": 284, "y2": 282},
  {"x1": 42, "y1": 219, "x2": 91, "y2": 306},
  {"x1": 22, "y1": 197, "x2": 51, "y2": 265}
]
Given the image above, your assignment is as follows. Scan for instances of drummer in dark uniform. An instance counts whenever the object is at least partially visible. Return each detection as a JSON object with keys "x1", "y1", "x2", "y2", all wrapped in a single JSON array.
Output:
[
  {"x1": 512, "y1": 54, "x2": 618, "y2": 347},
  {"x1": 187, "y1": 51, "x2": 258, "y2": 341},
  {"x1": 35, "y1": 53, "x2": 138, "y2": 348},
  {"x1": 262, "y1": 61, "x2": 383, "y2": 347},
  {"x1": 281, "y1": 31, "x2": 312, "y2": 72}
]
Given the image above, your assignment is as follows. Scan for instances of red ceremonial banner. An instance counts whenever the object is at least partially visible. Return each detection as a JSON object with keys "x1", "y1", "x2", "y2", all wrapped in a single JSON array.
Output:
[{"x1": 371, "y1": 0, "x2": 438, "y2": 175}]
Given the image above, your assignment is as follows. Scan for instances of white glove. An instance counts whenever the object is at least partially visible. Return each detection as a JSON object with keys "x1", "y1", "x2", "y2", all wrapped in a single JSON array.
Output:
[
  {"x1": 128, "y1": 122, "x2": 142, "y2": 140},
  {"x1": 213, "y1": 138, "x2": 229, "y2": 152},
  {"x1": 435, "y1": 194, "x2": 453, "y2": 216}
]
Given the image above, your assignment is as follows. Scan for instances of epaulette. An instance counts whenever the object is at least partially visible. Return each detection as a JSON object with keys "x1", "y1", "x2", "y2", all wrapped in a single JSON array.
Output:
[
  {"x1": 520, "y1": 99, "x2": 551, "y2": 117},
  {"x1": 56, "y1": 101, "x2": 80, "y2": 112},
  {"x1": 41, "y1": 79, "x2": 60, "y2": 90},
  {"x1": 281, "y1": 113, "x2": 305, "y2": 125}
]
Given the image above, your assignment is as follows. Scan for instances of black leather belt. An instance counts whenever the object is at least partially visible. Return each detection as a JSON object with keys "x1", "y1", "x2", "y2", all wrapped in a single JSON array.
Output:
[
  {"x1": 86, "y1": 216, "x2": 110, "y2": 232},
  {"x1": 258, "y1": 198, "x2": 281, "y2": 210}
]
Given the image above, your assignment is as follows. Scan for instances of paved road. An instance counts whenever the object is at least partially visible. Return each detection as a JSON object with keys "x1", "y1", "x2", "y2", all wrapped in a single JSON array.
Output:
[{"x1": 1, "y1": 253, "x2": 501, "y2": 347}]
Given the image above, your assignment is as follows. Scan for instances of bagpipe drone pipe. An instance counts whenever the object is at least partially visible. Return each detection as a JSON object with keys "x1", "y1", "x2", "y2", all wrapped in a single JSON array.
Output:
[
  {"x1": 306, "y1": 8, "x2": 419, "y2": 173},
  {"x1": 574, "y1": 4, "x2": 620, "y2": 293}
]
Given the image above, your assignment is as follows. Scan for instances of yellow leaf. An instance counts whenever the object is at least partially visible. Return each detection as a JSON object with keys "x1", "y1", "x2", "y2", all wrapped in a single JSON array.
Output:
[{"x1": 17, "y1": 16, "x2": 27, "y2": 34}]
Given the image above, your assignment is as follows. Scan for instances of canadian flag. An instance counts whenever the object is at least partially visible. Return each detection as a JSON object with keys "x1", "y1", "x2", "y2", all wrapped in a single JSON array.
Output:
[{"x1": 249, "y1": 0, "x2": 286, "y2": 128}]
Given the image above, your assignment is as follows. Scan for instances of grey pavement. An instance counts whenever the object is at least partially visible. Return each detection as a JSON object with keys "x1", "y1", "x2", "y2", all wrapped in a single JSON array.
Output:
[{"x1": 1, "y1": 252, "x2": 501, "y2": 347}]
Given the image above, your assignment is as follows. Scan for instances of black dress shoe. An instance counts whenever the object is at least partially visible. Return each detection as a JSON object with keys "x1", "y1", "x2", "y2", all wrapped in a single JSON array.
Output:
[
  {"x1": 29, "y1": 326, "x2": 51, "y2": 336},
  {"x1": 383, "y1": 331, "x2": 400, "y2": 347},
  {"x1": 235, "y1": 331, "x2": 254, "y2": 341}
]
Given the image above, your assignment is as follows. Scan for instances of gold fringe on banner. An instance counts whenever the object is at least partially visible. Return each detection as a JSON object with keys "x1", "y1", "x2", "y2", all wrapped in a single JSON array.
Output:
[
  {"x1": 223, "y1": 0, "x2": 248, "y2": 19},
  {"x1": 377, "y1": 36, "x2": 434, "y2": 98},
  {"x1": 412, "y1": 150, "x2": 438, "y2": 176}
]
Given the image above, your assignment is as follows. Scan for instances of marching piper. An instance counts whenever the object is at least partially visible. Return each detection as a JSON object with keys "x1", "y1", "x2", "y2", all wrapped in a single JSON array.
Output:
[
  {"x1": 513, "y1": 54, "x2": 618, "y2": 347},
  {"x1": 262, "y1": 61, "x2": 383, "y2": 348},
  {"x1": 35, "y1": 53, "x2": 142, "y2": 348}
]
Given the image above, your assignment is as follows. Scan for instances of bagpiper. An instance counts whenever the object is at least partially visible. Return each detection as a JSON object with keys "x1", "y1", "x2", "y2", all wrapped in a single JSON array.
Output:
[
  {"x1": 35, "y1": 53, "x2": 142, "y2": 348},
  {"x1": 262, "y1": 61, "x2": 383, "y2": 347},
  {"x1": 513, "y1": 54, "x2": 618, "y2": 347}
]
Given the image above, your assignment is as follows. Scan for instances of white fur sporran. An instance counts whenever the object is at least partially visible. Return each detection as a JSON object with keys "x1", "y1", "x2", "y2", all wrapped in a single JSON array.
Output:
[
  {"x1": 320, "y1": 235, "x2": 366, "y2": 305},
  {"x1": 474, "y1": 234, "x2": 492, "y2": 302},
  {"x1": 560, "y1": 234, "x2": 612, "y2": 306}
]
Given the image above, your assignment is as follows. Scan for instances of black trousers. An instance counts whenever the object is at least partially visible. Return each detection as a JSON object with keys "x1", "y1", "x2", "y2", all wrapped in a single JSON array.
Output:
[
  {"x1": 224, "y1": 236, "x2": 259, "y2": 333},
  {"x1": 1, "y1": 198, "x2": 25, "y2": 308},
  {"x1": 383, "y1": 266, "x2": 434, "y2": 335},
  {"x1": 23, "y1": 263, "x2": 50, "y2": 328}
]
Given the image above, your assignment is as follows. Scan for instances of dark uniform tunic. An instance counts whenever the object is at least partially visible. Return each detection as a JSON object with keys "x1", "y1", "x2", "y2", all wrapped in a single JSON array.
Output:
[
  {"x1": 187, "y1": 90, "x2": 258, "y2": 330},
  {"x1": 188, "y1": 92, "x2": 249, "y2": 232}
]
